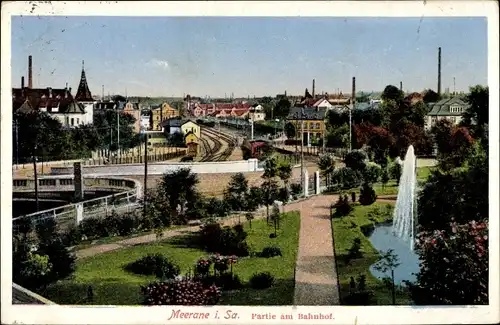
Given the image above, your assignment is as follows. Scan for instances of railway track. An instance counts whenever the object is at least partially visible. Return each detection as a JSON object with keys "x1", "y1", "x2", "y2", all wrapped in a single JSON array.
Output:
[{"x1": 199, "y1": 127, "x2": 237, "y2": 162}]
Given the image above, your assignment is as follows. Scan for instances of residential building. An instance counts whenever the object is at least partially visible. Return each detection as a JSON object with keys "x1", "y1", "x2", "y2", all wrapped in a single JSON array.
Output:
[
  {"x1": 286, "y1": 106, "x2": 328, "y2": 147},
  {"x1": 74, "y1": 60, "x2": 95, "y2": 125},
  {"x1": 122, "y1": 100, "x2": 141, "y2": 133},
  {"x1": 140, "y1": 115, "x2": 150, "y2": 131},
  {"x1": 12, "y1": 87, "x2": 88, "y2": 128},
  {"x1": 191, "y1": 102, "x2": 252, "y2": 119},
  {"x1": 248, "y1": 104, "x2": 266, "y2": 122},
  {"x1": 161, "y1": 117, "x2": 183, "y2": 135},
  {"x1": 425, "y1": 97, "x2": 470, "y2": 129},
  {"x1": 181, "y1": 120, "x2": 201, "y2": 139},
  {"x1": 144, "y1": 131, "x2": 168, "y2": 147},
  {"x1": 151, "y1": 102, "x2": 180, "y2": 131}
]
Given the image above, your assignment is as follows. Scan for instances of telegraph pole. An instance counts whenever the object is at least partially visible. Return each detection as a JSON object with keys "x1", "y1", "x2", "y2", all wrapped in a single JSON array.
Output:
[
  {"x1": 143, "y1": 131, "x2": 148, "y2": 217},
  {"x1": 33, "y1": 144, "x2": 39, "y2": 212},
  {"x1": 117, "y1": 110, "x2": 120, "y2": 158}
]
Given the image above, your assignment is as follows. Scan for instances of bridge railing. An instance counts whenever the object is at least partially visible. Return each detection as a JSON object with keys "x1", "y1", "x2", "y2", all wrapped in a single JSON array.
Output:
[
  {"x1": 13, "y1": 176, "x2": 139, "y2": 192},
  {"x1": 12, "y1": 189, "x2": 140, "y2": 231}
]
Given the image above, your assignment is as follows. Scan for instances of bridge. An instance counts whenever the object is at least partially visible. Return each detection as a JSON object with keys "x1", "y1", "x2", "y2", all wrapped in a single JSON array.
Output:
[{"x1": 12, "y1": 175, "x2": 142, "y2": 230}]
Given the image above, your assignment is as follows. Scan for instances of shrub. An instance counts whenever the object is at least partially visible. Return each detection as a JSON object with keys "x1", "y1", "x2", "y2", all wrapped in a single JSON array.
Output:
[
  {"x1": 116, "y1": 212, "x2": 139, "y2": 236},
  {"x1": 359, "y1": 182, "x2": 377, "y2": 206},
  {"x1": 260, "y1": 246, "x2": 282, "y2": 258},
  {"x1": 344, "y1": 150, "x2": 367, "y2": 171},
  {"x1": 278, "y1": 186, "x2": 291, "y2": 203},
  {"x1": 390, "y1": 161, "x2": 403, "y2": 184},
  {"x1": 180, "y1": 156, "x2": 194, "y2": 162},
  {"x1": 249, "y1": 272, "x2": 275, "y2": 289},
  {"x1": 208, "y1": 273, "x2": 243, "y2": 290},
  {"x1": 63, "y1": 225, "x2": 83, "y2": 246},
  {"x1": 194, "y1": 258, "x2": 212, "y2": 277},
  {"x1": 333, "y1": 195, "x2": 353, "y2": 217},
  {"x1": 290, "y1": 183, "x2": 303, "y2": 199},
  {"x1": 198, "y1": 223, "x2": 249, "y2": 256},
  {"x1": 141, "y1": 279, "x2": 221, "y2": 305},
  {"x1": 363, "y1": 163, "x2": 382, "y2": 184},
  {"x1": 333, "y1": 167, "x2": 362, "y2": 189},
  {"x1": 343, "y1": 274, "x2": 374, "y2": 305},
  {"x1": 347, "y1": 238, "x2": 363, "y2": 259},
  {"x1": 125, "y1": 253, "x2": 180, "y2": 279}
]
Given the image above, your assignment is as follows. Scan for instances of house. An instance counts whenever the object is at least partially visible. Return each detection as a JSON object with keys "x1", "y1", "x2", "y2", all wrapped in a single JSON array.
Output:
[
  {"x1": 181, "y1": 120, "x2": 201, "y2": 139},
  {"x1": 286, "y1": 107, "x2": 328, "y2": 147},
  {"x1": 151, "y1": 102, "x2": 180, "y2": 131},
  {"x1": 191, "y1": 102, "x2": 252, "y2": 119},
  {"x1": 248, "y1": 105, "x2": 266, "y2": 122},
  {"x1": 185, "y1": 131, "x2": 199, "y2": 157},
  {"x1": 74, "y1": 60, "x2": 95, "y2": 125},
  {"x1": 140, "y1": 115, "x2": 150, "y2": 131},
  {"x1": 12, "y1": 87, "x2": 88, "y2": 128},
  {"x1": 122, "y1": 100, "x2": 141, "y2": 133},
  {"x1": 161, "y1": 117, "x2": 183, "y2": 135},
  {"x1": 425, "y1": 97, "x2": 470, "y2": 130},
  {"x1": 312, "y1": 98, "x2": 333, "y2": 110},
  {"x1": 144, "y1": 131, "x2": 168, "y2": 147},
  {"x1": 404, "y1": 92, "x2": 424, "y2": 105}
]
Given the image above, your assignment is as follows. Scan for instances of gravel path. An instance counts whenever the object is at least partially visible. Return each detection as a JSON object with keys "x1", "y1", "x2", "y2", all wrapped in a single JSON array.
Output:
[{"x1": 284, "y1": 194, "x2": 341, "y2": 305}]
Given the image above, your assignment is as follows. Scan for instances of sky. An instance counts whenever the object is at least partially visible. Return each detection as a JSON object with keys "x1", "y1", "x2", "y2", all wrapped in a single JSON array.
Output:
[{"x1": 11, "y1": 16, "x2": 488, "y2": 98}]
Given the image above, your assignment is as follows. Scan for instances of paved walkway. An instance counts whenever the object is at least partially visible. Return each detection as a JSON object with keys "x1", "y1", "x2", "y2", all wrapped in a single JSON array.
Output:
[{"x1": 284, "y1": 194, "x2": 341, "y2": 305}]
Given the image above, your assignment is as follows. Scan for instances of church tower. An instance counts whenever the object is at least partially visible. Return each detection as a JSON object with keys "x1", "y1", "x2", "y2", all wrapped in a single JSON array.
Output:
[{"x1": 75, "y1": 60, "x2": 95, "y2": 124}]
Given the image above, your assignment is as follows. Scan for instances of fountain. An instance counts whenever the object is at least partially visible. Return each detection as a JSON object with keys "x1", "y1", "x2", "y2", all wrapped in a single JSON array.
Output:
[{"x1": 392, "y1": 145, "x2": 417, "y2": 251}]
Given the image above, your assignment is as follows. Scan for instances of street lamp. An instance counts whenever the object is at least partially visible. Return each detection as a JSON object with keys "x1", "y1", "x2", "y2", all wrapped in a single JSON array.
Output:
[{"x1": 292, "y1": 109, "x2": 307, "y2": 197}]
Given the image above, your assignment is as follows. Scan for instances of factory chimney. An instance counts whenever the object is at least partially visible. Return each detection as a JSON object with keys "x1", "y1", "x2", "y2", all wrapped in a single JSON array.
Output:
[
  {"x1": 21, "y1": 76, "x2": 25, "y2": 89},
  {"x1": 351, "y1": 77, "x2": 356, "y2": 106},
  {"x1": 400, "y1": 81, "x2": 403, "y2": 92},
  {"x1": 28, "y1": 55, "x2": 33, "y2": 88},
  {"x1": 438, "y1": 47, "x2": 442, "y2": 96},
  {"x1": 312, "y1": 79, "x2": 316, "y2": 98}
]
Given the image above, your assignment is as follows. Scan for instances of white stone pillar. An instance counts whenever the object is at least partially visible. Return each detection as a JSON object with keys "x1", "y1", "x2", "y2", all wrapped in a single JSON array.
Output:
[
  {"x1": 315, "y1": 170, "x2": 321, "y2": 194},
  {"x1": 75, "y1": 202, "x2": 84, "y2": 226},
  {"x1": 303, "y1": 169, "x2": 309, "y2": 197}
]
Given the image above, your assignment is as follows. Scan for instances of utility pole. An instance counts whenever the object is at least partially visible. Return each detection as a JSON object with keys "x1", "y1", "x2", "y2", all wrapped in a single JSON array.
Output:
[
  {"x1": 299, "y1": 109, "x2": 305, "y2": 197},
  {"x1": 33, "y1": 144, "x2": 39, "y2": 212},
  {"x1": 117, "y1": 109, "x2": 120, "y2": 158},
  {"x1": 143, "y1": 131, "x2": 148, "y2": 217}
]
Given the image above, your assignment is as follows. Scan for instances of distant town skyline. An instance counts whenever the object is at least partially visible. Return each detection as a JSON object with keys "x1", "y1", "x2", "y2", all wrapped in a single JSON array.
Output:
[{"x1": 11, "y1": 16, "x2": 487, "y2": 97}]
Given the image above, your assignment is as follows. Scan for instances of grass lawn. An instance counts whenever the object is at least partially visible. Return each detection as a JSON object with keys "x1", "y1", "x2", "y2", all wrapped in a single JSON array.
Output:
[
  {"x1": 38, "y1": 211, "x2": 300, "y2": 306},
  {"x1": 332, "y1": 202, "x2": 412, "y2": 305}
]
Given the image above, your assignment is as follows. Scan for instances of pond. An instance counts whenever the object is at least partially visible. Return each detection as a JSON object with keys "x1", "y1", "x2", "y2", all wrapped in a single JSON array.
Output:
[{"x1": 368, "y1": 224, "x2": 420, "y2": 285}]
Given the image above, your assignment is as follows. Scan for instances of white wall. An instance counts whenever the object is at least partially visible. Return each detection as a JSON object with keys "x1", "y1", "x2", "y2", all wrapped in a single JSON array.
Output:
[
  {"x1": 50, "y1": 159, "x2": 261, "y2": 176},
  {"x1": 82, "y1": 102, "x2": 94, "y2": 124}
]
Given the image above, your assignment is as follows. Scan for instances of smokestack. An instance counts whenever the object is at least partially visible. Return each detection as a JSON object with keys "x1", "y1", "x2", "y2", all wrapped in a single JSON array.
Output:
[
  {"x1": 312, "y1": 79, "x2": 316, "y2": 98},
  {"x1": 352, "y1": 77, "x2": 356, "y2": 107},
  {"x1": 400, "y1": 81, "x2": 403, "y2": 92},
  {"x1": 28, "y1": 55, "x2": 33, "y2": 88},
  {"x1": 438, "y1": 47, "x2": 442, "y2": 96},
  {"x1": 21, "y1": 76, "x2": 25, "y2": 89}
]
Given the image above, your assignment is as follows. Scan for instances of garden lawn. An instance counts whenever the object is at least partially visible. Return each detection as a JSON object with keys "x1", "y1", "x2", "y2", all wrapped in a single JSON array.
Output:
[
  {"x1": 332, "y1": 202, "x2": 411, "y2": 305},
  {"x1": 38, "y1": 211, "x2": 300, "y2": 306}
]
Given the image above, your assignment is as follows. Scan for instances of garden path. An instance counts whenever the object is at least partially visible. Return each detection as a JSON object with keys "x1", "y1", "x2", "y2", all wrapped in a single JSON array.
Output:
[{"x1": 284, "y1": 194, "x2": 341, "y2": 305}]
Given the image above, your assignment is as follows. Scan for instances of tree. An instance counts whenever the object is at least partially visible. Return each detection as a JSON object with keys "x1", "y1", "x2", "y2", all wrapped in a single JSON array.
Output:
[
  {"x1": 390, "y1": 161, "x2": 402, "y2": 185},
  {"x1": 359, "y1": 182, "x2": 377, "y2": 206},
  {"x1": 261, "y1": 179, "x2": 280, "y2": 224},
  {"x1": 157, "y1": 168, "x2": 200, "y2": 225},
  {"x1": 326, "y1": 124, "x2": 350, "y2": 148},
  {"x1": 362, "y1": 163, "x2": 381, "y2": 184},
  {"x1": 344, "y1": 150, "x2": 367, "y2": 172},
  {"x1": 224, "y1": 173, "x2": 249, "y2": 212},
  {"x1": 409, "y1": 220, "x2": 488, "y2": 305},
  {"x1": 380, "y1": 167, "x2": 390, "y2": 189},
  {"x1": 284, "y1": 122, "x2": 296, "y2": 139},
  {"x1": 273, "y1": 98, "x2": 291, "y2": 119},
  {"x1": 167, "y1": 132, "x2": 185, "y2": 147},
  {"x1": 381, "y1": 85, "x2": 404, "y2": 102},
  {"x1": 422, "y1": 89, "x2": 440, "y2": 104},
  {"x1": 417, "y1": 142, "x2": 487, "y2": 231},
  {"x1": 373, "y1": 249, "x2": 401, "y2": 305},
  {"x1": 463, "y1": 85, "x2": 489, "y2": 127},
  {"x1": 317, "y1": 154, "x2": 336, "y2": 177},
  {"x1": 204, "y1": 197, "x2": 229, "y2": 219}
]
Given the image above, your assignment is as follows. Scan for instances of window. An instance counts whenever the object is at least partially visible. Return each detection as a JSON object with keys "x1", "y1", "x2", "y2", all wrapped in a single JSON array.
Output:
[
  {"x1": 71, "y1": 118, "x2": 74, "y2": 126},
  {"x1": 315, "y1": 123, "x2": 320, "y2": 129},
  {"x1": 77, "y1": 118, "x2": 80, "y2": 124}
]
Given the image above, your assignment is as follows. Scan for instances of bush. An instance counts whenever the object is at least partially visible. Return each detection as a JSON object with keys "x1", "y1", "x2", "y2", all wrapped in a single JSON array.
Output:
[
  {"x1": 194, "y1": 258, "x2": 212, "y2": 277},
  {"x1": 332, "y1": 195, "x2": 353, "y2": 217},
  {"x1": 259, "y1": 246, "x2": 282, "y2": 258},
  {"x1": 117, "y1": 212, "x2": 139, "y2": 236},
  {"x1": 363, "y1": 163, "x2": 382, "y2": 184},
  {"x1": 63, "y1": 225, "x2": 83, "y2": 246},
  {"x1": 125, "y1": 253, "x2": 180, "y2": 279},
  {"x1": 180, "y1": 156, "x2": 194, "y2": 162},
  {"x1": 290, "y1": 183, "x2": 303, "y2": 199},
  {"x1": 347, "y1": 238, "x2": 363, "y2": 259},
  {"x1": 359, "y1": 182, "x2": 377, "y2": 206},
  {"x1": 344, "y1": 274, "x2": 374, "y2": 305},
  {"x1": 203, "y1": 273, "x2": 243, "y2": 290},
  {"x1": 344, "y1": 150, "x2": 367, "y2": 171},
  {"x1": 142, "y1": 279, "x2": 221, "y2": 305},
  {"x1": 333, "y1": 167, "x2": 362, "y2": 189},
  {"x1": 198, "y1": 223, "x2": 250, "y2": 256},
  {"x1": 390, "y1": 161, "x2": 403, "y2": 184},
  {"x1": 249, "y1": 272, "x2": 275, "y2": 289}
]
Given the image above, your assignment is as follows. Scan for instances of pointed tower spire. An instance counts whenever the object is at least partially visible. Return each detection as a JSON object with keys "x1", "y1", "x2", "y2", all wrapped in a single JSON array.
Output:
[{"x1": 75, "y1": 60, "x2": 93, "y2": 102}]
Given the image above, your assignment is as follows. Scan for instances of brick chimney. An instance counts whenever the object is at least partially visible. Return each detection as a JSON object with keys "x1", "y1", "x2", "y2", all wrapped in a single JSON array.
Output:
[
  {"x1": 351, "y1": 77, "x2": 356, "y2": 107},
  {"x1": 21, "y1": 76, "x2": 25, "y2": 89},
  {"x1": 438, "y1": 47, "x2": 442, "y2": 96},
  {"x1": 28, "y1": 55, "x2": 33, "y2": 88}
]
